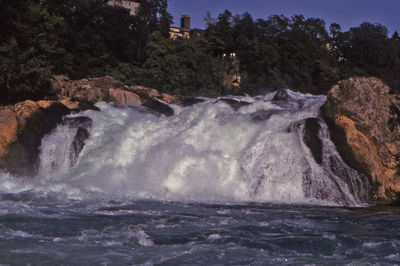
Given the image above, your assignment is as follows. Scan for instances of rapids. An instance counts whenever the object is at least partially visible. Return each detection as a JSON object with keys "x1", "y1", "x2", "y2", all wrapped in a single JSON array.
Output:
[
  {"x1": 3, "y1": 90, "x2": 399, "y2": 265},
  {"x1": 0, "y1": 90, "x2": 368, "y2": 206}
]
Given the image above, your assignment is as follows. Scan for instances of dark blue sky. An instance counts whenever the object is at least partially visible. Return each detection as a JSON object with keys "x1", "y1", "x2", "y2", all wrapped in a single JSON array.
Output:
[{"x1": 168, "y1": 0, "x2": 400, "y2": 35}]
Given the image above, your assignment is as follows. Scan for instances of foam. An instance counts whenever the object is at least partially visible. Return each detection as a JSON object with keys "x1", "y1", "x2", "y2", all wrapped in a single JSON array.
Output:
[{"x1": 0, "y1": 91, "x2": 368, "y2": 206}]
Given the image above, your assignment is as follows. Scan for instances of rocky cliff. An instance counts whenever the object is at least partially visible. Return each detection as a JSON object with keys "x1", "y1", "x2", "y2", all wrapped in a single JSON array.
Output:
[{"x1": 321, "y1": 77, "x2": 400, "y2": 203}]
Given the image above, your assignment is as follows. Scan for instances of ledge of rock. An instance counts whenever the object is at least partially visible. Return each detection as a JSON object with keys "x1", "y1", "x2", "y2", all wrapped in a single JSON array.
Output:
[
  {"x1": 321, "y1": 77, "x2": 400, "y2": 203},
  {"x1": 53, "y1": 75, "x2": 179, "y2": 116},
  {"x1": 0, "y1": 99, "x2": 95, "y2": 176}
]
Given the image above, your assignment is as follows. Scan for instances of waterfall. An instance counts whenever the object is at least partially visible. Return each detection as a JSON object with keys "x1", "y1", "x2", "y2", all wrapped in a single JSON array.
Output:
[{"x1": 5, "y1": 90, "x2": 369, "y2": 206}]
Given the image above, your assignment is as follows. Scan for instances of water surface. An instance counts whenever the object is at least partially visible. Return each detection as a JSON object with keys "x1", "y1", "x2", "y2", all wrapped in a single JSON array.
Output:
[{"x1": 0, "y1": 198, "x2": 399, "y2": 265}]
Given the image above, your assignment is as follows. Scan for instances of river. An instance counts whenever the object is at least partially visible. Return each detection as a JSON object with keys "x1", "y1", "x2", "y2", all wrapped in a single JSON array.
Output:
[{"x1": 1, "y1": 90, "x2": 398, "y2": 264}]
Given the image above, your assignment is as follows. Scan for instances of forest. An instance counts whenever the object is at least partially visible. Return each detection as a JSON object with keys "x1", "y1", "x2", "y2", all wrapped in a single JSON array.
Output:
[{"x1": 1, "y1": 0, "x2": 400, "y2": 105}]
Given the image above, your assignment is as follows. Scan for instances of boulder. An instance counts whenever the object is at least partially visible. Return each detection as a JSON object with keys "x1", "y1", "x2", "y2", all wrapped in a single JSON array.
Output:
[
  {"x1": 303, "y1": 118, "x2": 323, "y2": 165},
  {"x1": 272, "y1": 89, "x2": 290, "y2": 101},
  {"x1": 109, "y1": 88, "x2": 142, "y2": 106},
  {"x1": 321, "y1": 77, "x2": 400, "y2": 203},
  {"x1": 0, "y1": 99, "x2": 93, "y2": 176},
  {"x1": 218, "y1": 98, "x2": 251, "y2": 110},
  {"x1": 0, "y1": 109, "x2": 18, "y2": 164},
  {"x1": 62, "y1": 116, "x2": 93, "y2": 168},
  {"x1": 178, "y1": 96, "x2": 205, "y2": 107}
]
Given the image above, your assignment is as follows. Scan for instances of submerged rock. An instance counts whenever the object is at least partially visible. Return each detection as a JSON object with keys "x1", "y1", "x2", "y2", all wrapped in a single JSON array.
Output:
[
  {"x1": 62, "y1": 117, "x2": 92, "y2": 168},
  {"x1": 272, "y1": 89, "x2": 290, "y2": 102},
  {"x1": 178, "y1": 96, "x2": 205, "y2": 107},
  {"x1": 321, "y1": 77, "x2": 400, "y2": 203},
  {"x1": 251, "y1": 110, "x2": 281, "y2": 122},
  {"x1": 218, "y1": 98, "x2": 251, "y2": 111}
]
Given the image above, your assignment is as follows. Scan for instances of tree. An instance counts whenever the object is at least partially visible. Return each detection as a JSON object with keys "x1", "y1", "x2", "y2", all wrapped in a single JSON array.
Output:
[
  {"x1": 205, "y1": 10, "x2": 235, "y2": 56},
  {"x1": 131, "y1": 0, "x2": 172, "y2": 61}
]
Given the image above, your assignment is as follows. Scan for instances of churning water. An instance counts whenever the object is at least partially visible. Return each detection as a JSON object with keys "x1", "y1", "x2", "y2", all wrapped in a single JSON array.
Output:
[{"x1": 0, "y1": 90, "x2": 399, "y2": 264}]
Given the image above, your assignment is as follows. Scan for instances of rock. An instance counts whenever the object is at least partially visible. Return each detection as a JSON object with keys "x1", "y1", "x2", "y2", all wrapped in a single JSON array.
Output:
[
  {"x1": 62, "y1": 116, "x2": 92, "y2": 168},
  {"x1": 2, "y1": 102, "x2": 71, "y2": 176},
  {"x1": 0, "y1": 99, "x2": 94, "y2": 176},
  {"x1": 109, "y1": 88, "x2": 142, "y2": 106},
  {"x1": 54, "y1": 75, "x2": 177, "y2": 115},
  {"x1": 179, "y1": 96, "x2": 205, "y2": 107},
  {"x1": 251, "y1": 110, "x2": 280, "y2": 122},
  {"x1": 321, "y1": 77, "x2": 400, "y2": 203},
  {"x1": 219, "y1": 99, "x2": 251, "y2": 110},
  {"x1": 303, "y1": 118, "x2": 323, "y2": 165},
  {"x1": 273, "y1": 89, "x2": 290, "y2": 101},
  {"x1": 0, "y1": 76, "x2": 181, "y2": 175},
  {"x1": 141, "y1": 97, "x2": 174, "y2": 117},
  {"x1": 128, "y1": 86, "x2": 162, "y2": 98},
  {"x1": 0, "y1": 109, "x2": 18, "y2": 164}
]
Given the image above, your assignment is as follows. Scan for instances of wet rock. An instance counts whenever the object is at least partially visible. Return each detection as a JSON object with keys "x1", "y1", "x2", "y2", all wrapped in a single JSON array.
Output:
[
  {"x1": 77, "y1": 101, "x2": 100, "y2": 112},
  {"x1": 0, "y1": 99, "x2": 94, "y2": 176},
  {"x1": 329, "y1": 155, "x2": 369, "y2": 203},
  {"x1": 0, "y1": 110, "x2": 18, "y2": 163},
  {"x1": 109, "y1": 88, "x2": 142, "y2": 106},
  {"x1": 141, "y1": 97, "x2": 174, "y2": 117},
  {"x1": 178, "y1": 96, "x2": 205, "y2": 107},
  {"x1": 2, "y1": 102, "x2": 71, "y2": 176},
  {"x1": 62, "y1": 117, "x2": 92, "y2": 167},
  {"x1": 219, "y1": 99, "x2": 251, "y2": 111},
  {"x1": 251, "y1": 110, "x2": 280, "y2": 122},
  {"x1": 303, "y1": 118, "x2": 323, "y2": 165},
  {"x1": 321, "y1": 77, "x2": 400, "y2": 203},
  {"x1": 272, "y1": 89, "x2": 290, "y2": 102},
  {"x1": 53, "y1": 76, "x2": 176, "y2": 116}
]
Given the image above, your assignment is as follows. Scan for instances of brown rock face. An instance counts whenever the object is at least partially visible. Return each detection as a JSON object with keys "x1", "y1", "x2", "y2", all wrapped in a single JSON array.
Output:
[
  {"x1": 54, "y1": 76, "x2": 179, "y2": 116},
  {"x1": 322, "y1": 77, "x2": 400, "y2": 203},
  {"x1": 0, "y1": 99, "x2": 92, "y2": 176},
  {"x1": 0, "y1": 109, "x2": 18, "y2": 164}
]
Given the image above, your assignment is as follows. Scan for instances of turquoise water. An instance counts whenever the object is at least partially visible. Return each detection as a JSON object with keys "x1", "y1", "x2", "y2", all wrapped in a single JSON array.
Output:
[{"x1": 0, "y1": 197, "x2": 399, "y2": 265}]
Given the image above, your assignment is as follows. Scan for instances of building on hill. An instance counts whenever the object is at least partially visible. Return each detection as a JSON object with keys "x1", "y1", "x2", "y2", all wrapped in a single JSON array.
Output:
[
  {"x1": 169, "y1": 15, "x2": 205, "y2": 39},
  {"x1": 169, "y1": 26, "x2": 186, "y2": 39},
  {"x1": 180, "y1": 15, "x2": 190, "y2": 31},
  {"x1": 107, "y1": 0, "x2": 139, "y2": 15},
  {"x1": 169, "y1": 15, "x2": 191, "y2": 39}
]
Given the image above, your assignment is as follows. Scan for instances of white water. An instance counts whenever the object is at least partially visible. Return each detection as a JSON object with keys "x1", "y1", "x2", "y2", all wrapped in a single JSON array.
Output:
[{"x1": 0, "y1": 90, "x2": 368, "y2": 206}]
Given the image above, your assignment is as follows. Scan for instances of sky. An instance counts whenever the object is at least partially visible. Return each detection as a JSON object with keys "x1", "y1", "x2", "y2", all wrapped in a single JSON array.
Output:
[{"x1": 168, "y1": 0, "x2": 400, "y2": 35}]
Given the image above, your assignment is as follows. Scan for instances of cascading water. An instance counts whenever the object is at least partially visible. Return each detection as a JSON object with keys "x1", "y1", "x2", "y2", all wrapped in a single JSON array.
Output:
[
  {"x1": 5, "y1": 89, "x2": 366, "y2": 206},
  {"x1": 4, "y1": 90, "x2": 400, "y2": 266}
]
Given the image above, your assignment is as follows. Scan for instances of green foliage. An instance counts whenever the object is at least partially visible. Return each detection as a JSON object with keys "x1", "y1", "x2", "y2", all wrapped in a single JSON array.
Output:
[
  {"x1": 1, "y1": 2, "x2": 400, "y2": 104},
  {"x1": 139, "y1": 32, "x2": 226, "y2": 96},
  {"x1": 334, "y1": 22, "x2": 400, "y2": 91}
]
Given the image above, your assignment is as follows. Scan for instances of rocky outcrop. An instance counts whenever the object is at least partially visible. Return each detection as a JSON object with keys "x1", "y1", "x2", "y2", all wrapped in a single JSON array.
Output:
[
  {"x1": 321, "y1": 77, "x2": 400, "y2": 203},
  {"x1": 272, "y1": 89, "x2": 290, "y2": 102},
  {"x1": 218, "y1": 98, "x2": 251, "y2": 110},
  {"x1": 0, "y1": 99, "x2": 94, "y2": 176},
  {"x1": 53, "y1": 76, "x2": 179, "y2": 116}
]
